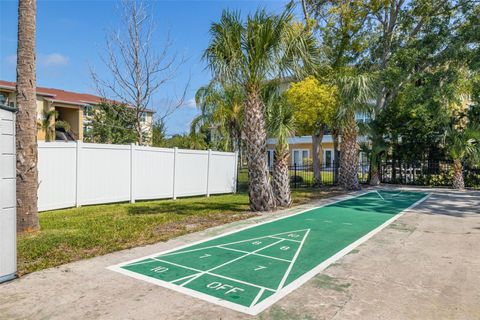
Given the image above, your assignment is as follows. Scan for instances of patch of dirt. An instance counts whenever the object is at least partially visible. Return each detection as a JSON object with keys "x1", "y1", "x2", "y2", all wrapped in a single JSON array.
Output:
[
  {"x1": 313, "y1": 274, "x2": 352, "y2": 293},
  {"x1": 259, "y1": 306, "x2": 318, "y2": 320},
  {"x1": 388, "y1": 221, "x2": 416, "y2": 233}
]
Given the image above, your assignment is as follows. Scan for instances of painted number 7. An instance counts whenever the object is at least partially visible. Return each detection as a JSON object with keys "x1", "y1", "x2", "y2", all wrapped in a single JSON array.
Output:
[
  {"x1": 200, "y1": 254, "x2": 211, "y2": 259},
  {"x1": 254, "y1": 265, "x2": 266, "y2": 271}
]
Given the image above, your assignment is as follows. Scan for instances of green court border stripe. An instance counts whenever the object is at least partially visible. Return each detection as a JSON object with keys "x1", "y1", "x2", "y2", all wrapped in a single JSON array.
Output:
[{"x1": 108, "y1": 190, "x2": 431, "y2": 315}]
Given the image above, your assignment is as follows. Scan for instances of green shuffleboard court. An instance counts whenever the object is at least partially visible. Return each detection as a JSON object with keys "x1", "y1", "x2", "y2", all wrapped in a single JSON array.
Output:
[{"x1": 109, "y1": 190, "x2": 429, "y2": 315}]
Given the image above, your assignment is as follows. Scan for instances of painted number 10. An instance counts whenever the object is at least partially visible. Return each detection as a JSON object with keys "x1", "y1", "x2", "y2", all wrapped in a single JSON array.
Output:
[{"x1": 151, "y1": 266, "x2": 168, "y2": 273}]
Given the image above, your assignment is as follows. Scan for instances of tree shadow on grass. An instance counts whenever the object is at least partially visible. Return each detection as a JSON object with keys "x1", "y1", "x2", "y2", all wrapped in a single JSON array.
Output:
[{"x1": 126, "y1": 201, "x2": 248, "y2": 216}]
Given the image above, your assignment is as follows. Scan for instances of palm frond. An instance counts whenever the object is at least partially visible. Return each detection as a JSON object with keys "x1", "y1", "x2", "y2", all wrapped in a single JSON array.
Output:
[
  {"x1": 335, "y1": 73, "x2": 375, "y2": 125},
  {"x1": 266, "y1": 94, "x2": 295, "y2": 152}
]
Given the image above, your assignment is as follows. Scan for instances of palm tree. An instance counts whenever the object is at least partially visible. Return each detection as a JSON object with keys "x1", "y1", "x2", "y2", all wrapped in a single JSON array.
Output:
[
  {"x1": 40, "y1": 108, "x2": 57, "y2": 142},
  {"x1": 336, "y1": 74, "x2": 375, "y2": 190},
  {"x1": 359, "y1": 121, "x2": 388, "y2": 185},
  {"x1": 16, "y1": 0, "x2": 39, "y2": 231},
  {"x1": 192, "y1": 81, "x2": 244, "y2": 152},
  {"x1": 266, "y1": 94, "x2": 295, "y2": 207},
  {"x1": 204, "y1": 9, "x2": 318, "y2": 211},
  {"x1": 444, "y1": 123, "x2": 480, "y2": 189}
]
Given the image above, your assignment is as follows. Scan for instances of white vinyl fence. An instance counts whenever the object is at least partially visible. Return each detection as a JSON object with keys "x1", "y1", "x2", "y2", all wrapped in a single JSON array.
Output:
[
  {"x1": 38, "y1": 142, "x2": 238, "y2": 212},
  {"x1": 0, "y1": 106, "x2": 16, "y2": 283}
]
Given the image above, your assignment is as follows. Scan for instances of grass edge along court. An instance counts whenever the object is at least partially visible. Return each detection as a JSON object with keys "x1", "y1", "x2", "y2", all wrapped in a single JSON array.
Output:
[{"x1": 108, "y1": 190, "x2": 430, "y2": 315}]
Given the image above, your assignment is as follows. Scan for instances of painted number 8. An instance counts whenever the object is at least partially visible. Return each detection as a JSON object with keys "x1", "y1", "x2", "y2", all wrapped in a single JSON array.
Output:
[{"x1": 280, "y1": 246, "x2": 290, "y2": 251}]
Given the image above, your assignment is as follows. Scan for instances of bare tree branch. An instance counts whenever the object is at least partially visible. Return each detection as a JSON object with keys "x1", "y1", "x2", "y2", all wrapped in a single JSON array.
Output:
[{"x1": 90, "y1": 0, "x2": 187, "y2": 145}]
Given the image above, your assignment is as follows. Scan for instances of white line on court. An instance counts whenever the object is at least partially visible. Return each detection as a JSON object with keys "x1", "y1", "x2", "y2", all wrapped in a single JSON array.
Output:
[
  {"x1": 217, "y1": 246, "x2": 292, "y2": 263},
  {"x1": 250, "y1": 288, "x2": 265, "y2": 307},
  {"x1": 152, "y1": 257, "x2": 276, "y2": 291},
  {"x1": 178, "y1": 273, "x2": 203, "y2": 287},
  {"x1": 268, "y1": 236, "x2": 302, "y2": 243},
  {"x1": 184, "y1": 239, "x2": 285, "y2": 284},
  {"x1": 375, "y1": 190, "x2": 385, "y2": 200},
  {"x1": 170, "y1": 273, "x2": 198, "y2": 284},
  {"x1": 124, "y1": 259, "x2": 156, "y2": 267},
  {"x1": 108, "y1": 190, "x2": 431, "y2": 315},
  {"x1": 276, "y1": 229, "x2": 311, "y2": 291},
  {"x1": 249, "y1": 192, "x2": 432, "y2": 315},
  {"x1": 157, "y1": 229, "x2": 309, "y2": 258}
]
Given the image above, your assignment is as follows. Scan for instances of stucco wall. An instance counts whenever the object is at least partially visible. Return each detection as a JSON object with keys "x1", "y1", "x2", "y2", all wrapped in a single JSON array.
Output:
[
  {"x1": 56, "y1": 106, "x2": 83, "y2": 140},
  {"x1": 267, "y1": 141, "x2": 336, "y2": 166}
]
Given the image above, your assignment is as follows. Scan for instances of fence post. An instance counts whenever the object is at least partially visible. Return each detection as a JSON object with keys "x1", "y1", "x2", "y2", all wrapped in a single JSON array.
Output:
[
  {"x1": 130, "y1": 143, "x2": 135, "y2": 204},
  {"x1": 294, "y1": 163, "x2": 297, "y2": 189},
  {"x1": 233, "y1": 151, "x2": 239, "y2": 193},
  {"x1": 172, "y1": 147, "x2": 178, "y2": 200},
  {"x1": 75, "y1": 141, "x2": 82, "y2": 207},
  {"x1": 206, "y1": 149, "x2": 212, "y2": 197}
]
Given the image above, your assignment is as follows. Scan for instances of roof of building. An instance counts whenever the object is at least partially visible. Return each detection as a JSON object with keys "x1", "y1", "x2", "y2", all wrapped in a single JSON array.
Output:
[
  {"x1": 267, "y1": 135, "x2": 368, "y2": 145},
  {"x1": 267, "y1": 135, "x2": 334, "y2": 145},
  {"x1": 0, "y1": 80, "x2": 154, "y2": 112}
]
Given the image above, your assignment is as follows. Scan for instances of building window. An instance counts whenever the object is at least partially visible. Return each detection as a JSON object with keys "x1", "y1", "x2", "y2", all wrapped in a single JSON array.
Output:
[
  {"x1": 325, "y1": 150, "x2": 332, "y2": 168},
  {"x1": 140, "y1": 112, "x2": 147, "y2": 123},
  {"x1": 0, "y1": 93, "x2": 7, "y2": 105},
  {"x1": 83, "y1": 105, "x2": 94, "y2": 117},
  {"x1": 292, "y1": 149, "x2": 309, "y2": 166},
  {"x1": 355, "y1": 112, "x2": 371, "y2": 123},
  {"x1": 83, "y1": 125, "x2": 91, "y2": 137},
  {"x1": 267, "y1": 150, "x2": 275, "y2": 169}
]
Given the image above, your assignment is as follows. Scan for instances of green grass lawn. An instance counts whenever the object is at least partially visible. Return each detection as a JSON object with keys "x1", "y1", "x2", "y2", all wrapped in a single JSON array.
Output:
[{"x1": 18, "y1": 189, "x2": 343, "y2": 275}]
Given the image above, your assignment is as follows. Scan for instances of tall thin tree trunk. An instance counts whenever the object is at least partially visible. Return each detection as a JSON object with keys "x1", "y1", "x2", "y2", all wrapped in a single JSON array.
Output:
[
  {"x1": 312, "y1": 130, "x2": 323, "y2": 186},
  {"x1": 452, "y1": 159, "x2": 464, "y2": 190},
  {"x1": 244, "y1": 86, "x2": 275, "y2": 211},
  {"x1": 16, "y1": 0, "x2": 39, "y2": 232},
  {"x1": 238, "y1": 134, "x2": 243, "y2": 169},
  {"x1": 339, "y1": 118, "x2": 360, "y2": 190},
  {"x1": 272, "y1": 148, "x2": 291, "y2": 207},
  {"x1": 136, "y1": 118, "x2": 143, "y2": 145},
  {"x1": 332, "y1": 127, "x2": 340, "y2": 184}
]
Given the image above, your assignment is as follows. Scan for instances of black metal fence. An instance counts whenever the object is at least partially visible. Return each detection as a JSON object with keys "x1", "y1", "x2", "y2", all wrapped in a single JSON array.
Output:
[
  {"x1": 237, "y1": 159, "x2": 480, "y2": 191},
  {"x1": 237, "y1": 161, "x2": 370, "y2": 191},
  {"x1": 379, "y1": 160, "x2": 480, "y2": 188}
]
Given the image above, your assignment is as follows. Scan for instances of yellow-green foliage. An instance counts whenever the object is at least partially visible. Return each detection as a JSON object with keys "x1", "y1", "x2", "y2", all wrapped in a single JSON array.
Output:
[{"x1": 285, "y1": 76, "x2": 338, "y2": 135}]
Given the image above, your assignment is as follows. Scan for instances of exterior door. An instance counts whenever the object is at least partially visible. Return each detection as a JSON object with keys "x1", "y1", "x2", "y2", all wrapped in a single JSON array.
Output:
[{"x1": 324, "y1": 149, "x2": 333, "y2": 168}]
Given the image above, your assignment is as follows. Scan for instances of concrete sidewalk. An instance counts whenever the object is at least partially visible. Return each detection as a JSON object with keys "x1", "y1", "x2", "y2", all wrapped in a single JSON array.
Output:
[{"x1": 1, "y1": 188, "x2": 479, "y2": 320}]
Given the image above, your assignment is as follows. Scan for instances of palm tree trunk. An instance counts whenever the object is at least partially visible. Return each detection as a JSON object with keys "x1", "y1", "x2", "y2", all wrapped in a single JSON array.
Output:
[
  {"x1": 369, "y1": 153, "x2": 381, "y2": 185},
  {"x1": 370, "y1": 165, "x2": 381, "y2": 185},
  {"x1": 452, "y1": 159, "x2": 464, "y2": 189},
  {"x1": 272, "y1": 148, "x2": 291, "y2": 207},
  {"x1": 16, "y1": 0, "x2": 39, "y2": 232},
  {"x1": 244, "y1": 86, "x2": 275, "y2": 211},
  {"x1": 339, "y1": 118, "x2": 360, "y2": 190},
  {"x1": 312, "y1": 131, "x2": 323, "y2": 186}
]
